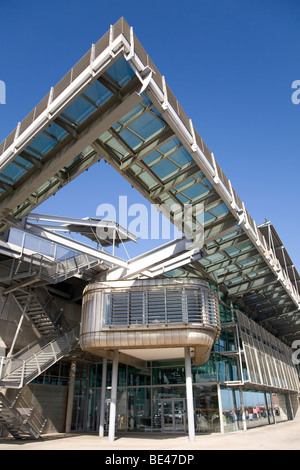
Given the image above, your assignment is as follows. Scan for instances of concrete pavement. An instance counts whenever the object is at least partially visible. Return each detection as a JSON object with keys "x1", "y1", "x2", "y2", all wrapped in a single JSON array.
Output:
[{"x1": 1, "y1": 414, "x2": 300, "y2": 450}]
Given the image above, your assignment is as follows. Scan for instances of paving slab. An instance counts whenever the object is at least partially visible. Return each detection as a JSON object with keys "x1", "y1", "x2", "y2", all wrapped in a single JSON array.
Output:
[{"x1": 1, "y1": 414, "x2": 300, "y2": 451}]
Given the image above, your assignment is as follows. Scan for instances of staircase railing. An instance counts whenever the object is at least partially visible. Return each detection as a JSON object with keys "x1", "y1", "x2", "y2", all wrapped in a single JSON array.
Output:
[
  {"x1": 0, "y1": 391, "x2": 47, "y2": 438},
  {"x1": 33, "y1": 286, "x2": 70, "y2": 332},
  {"x1": 0, "y1": 251, "x2": 101, "y2": 286},
  {"x1": 0, "y1": 325, "x2": 80, "y2": 388}
]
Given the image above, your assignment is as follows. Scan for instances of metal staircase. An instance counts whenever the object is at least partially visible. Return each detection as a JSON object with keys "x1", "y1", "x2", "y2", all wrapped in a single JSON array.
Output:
[
  {"x1": 0, "y1": 325, "x2": 79, "y2": 388},
  {"x1": 0, "y1": 253, "x2": 85, "y2": 438},
  {"x1": 0, "y1": 251, "x2": 103, "y2": 288},
  {"x1": 12, "y1": 286, "x2": 69, "y2": 337},
  {"x1": 0, "y1": 390, "x2": 47, "y2": 439},
  {"x1": 0, "y1": 225, "x2": 108, "y2": 439}
]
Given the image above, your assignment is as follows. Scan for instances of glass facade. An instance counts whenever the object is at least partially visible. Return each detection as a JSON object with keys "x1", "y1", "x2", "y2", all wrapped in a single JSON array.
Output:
[
  {"x1": 34, "y1": 356, "x2": 293, "y2": 434},
  {"x1": 32, "y1": 286, "x2": 298, "y2": 436},
  {"x1": 32, "y1": 289, "x2": 298, "y2": 436}
]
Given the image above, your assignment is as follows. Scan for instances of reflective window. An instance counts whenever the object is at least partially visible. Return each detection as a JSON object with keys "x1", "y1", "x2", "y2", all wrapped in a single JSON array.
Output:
[
  {"x1": 62, "y1": 96, "x2": 96, "y2": 125},
  {"x1": 105, "y1": 56, "x2": 136, "y2": 86},
  {"x1": 194, "y1": 385, "x2": 219, "y2": 433},
  {"x1": 128, "y1": 111, "x2": 165, "y2": 140},
  {"x1": 242, "y1": 390, "x2": 271, "y2": 429},
  {"x1": 29, "y1": 132, "x2": 59, "y2": 156},
  {"x1": 83, "y1": 80, "x2": 112, "y2": 107}
]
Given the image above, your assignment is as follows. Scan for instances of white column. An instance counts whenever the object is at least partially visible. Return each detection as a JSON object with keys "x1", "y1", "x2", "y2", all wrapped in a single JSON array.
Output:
[
  {"x1": 217, "y1": 384, "x2": 225, "y2": 434},
  {"x1": 108, "y1": 350, "x2": 119, "y2": 442},
  {"x1": 99, "y1": 358, "x2": 107, "y2": 437},
  {"x1": 239, "y1": 387, "x2": 247, "y2": 431},
  {"x1": 184, "y1": 346, "x2": 195, "y2": 442}
]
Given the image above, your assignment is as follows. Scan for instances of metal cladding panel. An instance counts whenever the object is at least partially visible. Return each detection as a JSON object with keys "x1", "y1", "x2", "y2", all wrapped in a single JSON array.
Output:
[
  {"x1": 236, "y1": 310, "x2": 300, "y2": 392},
  {"x1": 80, "y1": 278, "x2": 220, "y2": 365}
]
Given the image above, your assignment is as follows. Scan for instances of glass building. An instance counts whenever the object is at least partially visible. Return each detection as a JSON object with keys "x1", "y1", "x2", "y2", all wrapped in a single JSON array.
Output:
[{"x1": 0, "y1": 18, "x2": 299, "y2": 442}]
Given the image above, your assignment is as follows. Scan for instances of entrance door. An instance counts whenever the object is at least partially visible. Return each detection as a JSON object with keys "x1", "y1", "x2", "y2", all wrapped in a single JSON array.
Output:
[
  {"x1": 72, "y1": 396, "x2": 85, "y2": 431},
  {"x1": 160, "y1": 399, "x2": 186, "y2": 433}
]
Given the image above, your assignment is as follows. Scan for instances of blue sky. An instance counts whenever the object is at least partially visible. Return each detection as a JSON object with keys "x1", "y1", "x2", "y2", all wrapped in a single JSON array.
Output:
[{"x1": 0, "y1": 0, "x2": 299, "y2": 267}]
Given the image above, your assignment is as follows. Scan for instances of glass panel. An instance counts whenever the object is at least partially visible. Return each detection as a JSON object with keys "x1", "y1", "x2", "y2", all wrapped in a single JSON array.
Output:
[
  {"x1": 243, "y1": 390, "x2": 270, "y2": 428},
  {"x1": 163, "y1": 401, "x2": 173, "y2": 431},
  {"x1": 158, "y1": 137, "x2": 181, "y2": 154},
  {"x1": 83, "y1": 80, "x2": 112, "y2": 107},
  {"x1": 142, "y1": 150, "x2": 160, "y2": 166},
  {"x1": 221, "y1": 388, "x2": 239, "y2": 433},
  {"x1": 86, "y1": 388, "x2": 101, "y2": 432},
  {"x1": 194, "y1": 384, "x2": 219, "y2": 433},
  {"x1": 29, "y1": 133, "x2": 59, "y2": 156},
  {"x1": 106, "y1": 56, "x2": 136, "y2": 87},
  {"x1": 152, "y1": 365, "x2": 185, "y2": 386},
  {"x1": 107, "y1": 137, "x2": 129, "y2": 160},
  {"x1": 128, "y1": 112, "x2": 165, "y2": 140},
  {"x1": 71, "y1": 396, "x2": 85, "y2": 431},
  {"x1": 169, "y1": 147, "x2": 193, "y2": 166},
  {"x1": 174, "y1": 400, "x2": 186, "y2": 432},
  {"x1": 63, "y1": 95, "x2": 96, "y2": 124},
  {"x1": 182, "y1": 183, "x2": 210, "y2": 200},
  {"x1": 119, "y1": 128, "x2": 142, "y2": 148},
  {"x1": 138, "y1": 171, "x2": 157, "y2": 189},
  {"x1": 1, "y1": 162, "x2": 27, "y2": 182},
  {"x1": 233, "y1": 390, "x2": 246, "y2": 430},
  {"x1": 210, "y1": 204, "x2": 229, "y2": 217},
  {"x1": 151, "y1": 159, "x2": 178, "y2": 180},
  {"x1": 127, "y1": 387, "x2": 151, "y2": 432},
  {"x1": 14, "y1": 155, "x2": 33, "y2": 169},
  {"x1": 45, "y1": 122, "x2": 68, "y2": 140},
  {"x1": 266, "y1": 392, "x2": 275, "y2": 424},
  {"x1": 127, "y1": 366, "x2": 151, "y2": 386}
]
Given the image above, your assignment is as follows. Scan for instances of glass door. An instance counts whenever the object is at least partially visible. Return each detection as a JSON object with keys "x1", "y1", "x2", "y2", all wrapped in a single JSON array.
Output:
[
  {"x1": 71, "y1": 396, "x2": 85, "y2": 431},
  {"x1": 173, "y1": 400, "x2": 186, "y2": 432},
  {"x1": 157, "y1": 399, "x2": 186, "y2": 433},
  {"x1": 162, "y1": 401, "x2": 174, "y2": 432}
]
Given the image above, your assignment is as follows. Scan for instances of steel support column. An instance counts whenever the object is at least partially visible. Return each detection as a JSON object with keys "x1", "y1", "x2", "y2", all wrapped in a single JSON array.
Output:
[
  {"x1": 99, "y1": 358, "x2": 107, "y2": 437},
  {"x1": 108, "y1": 350, "x2": 119, "y2": 442},
  {"x1": 184, "y1": 346, "x2": 195, "y2": 442},
  {"x1": 217, "y1": 384, "x2": 225, "y2": 434}
]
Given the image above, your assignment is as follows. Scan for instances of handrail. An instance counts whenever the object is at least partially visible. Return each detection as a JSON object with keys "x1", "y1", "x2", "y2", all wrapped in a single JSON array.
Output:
[
  {"x1": 0, "y1": 248, "x2": 101, "y2": 285},
  {"x1": 1, "y1": 391, "x2": 47, "y2": 436},
  {"x1": 2, "y1": 325, "x2": 80, "y2": 384}
]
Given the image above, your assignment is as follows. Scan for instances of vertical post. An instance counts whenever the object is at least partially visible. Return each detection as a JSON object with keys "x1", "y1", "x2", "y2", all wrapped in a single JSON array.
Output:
[
  {"x1": 108, "y1": 350, "x2": 119, "y2": 442},
  {"x1": 270, "y1": 393, "x2": 277, "y2": 424},
  {"x1": 7, "y1": 294, "x2": 32, "y2": 359},
  {"x1": 99, "y1": 358, "x2": 107, "y2": 437},
  {"x1": 184, "y1": 346, "x2": 195, "y2": 442},
  {"x1": 239, "y1": 387, "x2": 247, "y2": 431},
  {"x1": 217, "y1": 384, "x2": 225, "y2": 434},
  {"x1": 65, "y1": 360, "x2": 76, "y2": 433}
]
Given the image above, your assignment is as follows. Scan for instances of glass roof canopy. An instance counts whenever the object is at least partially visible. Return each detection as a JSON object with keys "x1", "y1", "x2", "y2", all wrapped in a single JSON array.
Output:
[{"x1": 0, "y1": 17, "x2": 299, "y2": 344}]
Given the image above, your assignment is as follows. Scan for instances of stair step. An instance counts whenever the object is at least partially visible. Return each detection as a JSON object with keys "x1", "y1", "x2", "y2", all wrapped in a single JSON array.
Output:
[{"x1": 0, "y1": 326, "x2": 79, "y2": 389}]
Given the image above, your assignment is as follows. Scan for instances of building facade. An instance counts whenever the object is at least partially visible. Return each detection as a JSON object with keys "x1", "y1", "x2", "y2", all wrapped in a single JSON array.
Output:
[{"x1": 0, "y1": 18, "x2": 299, "y2": 441}]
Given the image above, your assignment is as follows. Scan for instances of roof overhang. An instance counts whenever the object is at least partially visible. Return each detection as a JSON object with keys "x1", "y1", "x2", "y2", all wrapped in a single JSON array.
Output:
[{"x1": 0, "y1": 17, "x2": 299, "y2": 344}]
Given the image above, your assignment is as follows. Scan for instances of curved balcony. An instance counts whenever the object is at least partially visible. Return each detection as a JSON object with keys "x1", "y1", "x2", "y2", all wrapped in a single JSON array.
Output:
[{"x1": 80, "y1": 278, "x2": 221, "y2": 365}]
